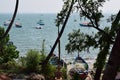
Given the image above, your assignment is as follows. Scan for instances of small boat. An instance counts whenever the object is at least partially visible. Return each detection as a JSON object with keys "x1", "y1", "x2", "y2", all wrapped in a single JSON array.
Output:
[
  {"x1": 79, "y1": 22, "x2": 92, "y2": 27},
  {"x1": 37, "y1": 20, "x2": 45, "y2": 25},
  {"x1": 35, "y1": 26, "x2": 42, "y2": 29},
  {"x1": 74, "y1": 19, "x2": 77, "y2": 22},
  {"x1": 15, "y1": 22, "x2": 22, "y2": 28},
  {"x1": 49, "y1": 54, "x2": 67, "y2": 68},
  {"x1": 69, "y1": 56, "x2": 89, "y2": 79},
  {"x1": 4, "y1": 20, "x2": 11, "y2": 26},
  {"x1": 73, "y1": 56, "x2": 89, "y2": 70}
]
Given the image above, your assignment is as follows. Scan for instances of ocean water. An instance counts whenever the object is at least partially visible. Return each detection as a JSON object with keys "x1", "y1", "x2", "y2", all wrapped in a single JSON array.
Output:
[{"x1": 0, "y1": 13, "x2": 111, "y2": 60}]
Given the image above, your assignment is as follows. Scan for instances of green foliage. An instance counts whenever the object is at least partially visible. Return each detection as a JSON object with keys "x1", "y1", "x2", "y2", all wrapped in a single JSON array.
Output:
[
  {"x1": 19, "y1": 49, "x2": 58, "y2": 79},
  {"x1": 18, "y1": 56, "x2": 26, "y2": 69},
  {"x1": 73, "y1": 0, "x2": 105, "y2": 28},
  {"x1": 0, "y1": 27, "x2": 19, "y2": 64},
  {"x1": 25, "y1": 49, "x2": 41, "y2": 73},
  {"x1": 2, "y1": 44, "x2": 19, "y2": 63},
  {"x1": 61, "y1": 0, "x2": 120, "y2": 79},
  {"x1": 0, "y1": 59, "x2": 21, "y2": 73},
  {"x1": 57, "y1": 0, "x2": 120, "y2": 79},
  {"x1": 61, "y1": 67, "x2": 67, "y2": 79},
  {"x1": 66, "y1": 29, "x2": 97, "y2": 54},
  {"x1": 0, "y1": 27, "x2": 9, "y2": 46},
  {"x1": 65, "y1": 29, "x2": 85, "y2": 53},
  {"x1": 42, "y1": 63, "x2": 56, "y2": 79},
  {"x1": 56, "y1": 0, "x2": 75, "y2": 27}
]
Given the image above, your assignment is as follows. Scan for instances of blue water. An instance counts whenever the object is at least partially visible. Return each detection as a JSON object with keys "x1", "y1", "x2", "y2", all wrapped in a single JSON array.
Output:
[{"x1": 0, "y1": 13, "x2": 111, "y2": 59}]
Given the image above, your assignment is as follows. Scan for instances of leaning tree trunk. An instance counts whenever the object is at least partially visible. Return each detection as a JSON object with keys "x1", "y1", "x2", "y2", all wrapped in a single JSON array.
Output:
[
  {"x1": 94, "y1": 67, "x2": 103, "y2": 80},
  {"x1": 94, "y1": 44, "x2": 109, "y2": 80},
  {"x1": 102, "y1": 10, "x2": 120, "y2": 80},
  {"x1": 42, "y1": 0, "x2": 74, "y2": 65},
  {"x1": 0, "y1": 0, "x2": 19, "y2": 40},
  {"x1": 102, "y1": 28, "x2": 120, "y2": 80}
]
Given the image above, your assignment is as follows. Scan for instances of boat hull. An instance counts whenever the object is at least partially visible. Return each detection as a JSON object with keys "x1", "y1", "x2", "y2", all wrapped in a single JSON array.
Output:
[
  {"x1": 69, "y1": 56, "x2": 89, "y2": 79},
  {"x1": 15, "y1": 25, "x2": 22, "y2": 28},
  {"x1": 15, "y1": 22, "x2": 22, "y2": 28},
  {"x1": 79, "y1": 22, "x2": 92, "y2": 27}
]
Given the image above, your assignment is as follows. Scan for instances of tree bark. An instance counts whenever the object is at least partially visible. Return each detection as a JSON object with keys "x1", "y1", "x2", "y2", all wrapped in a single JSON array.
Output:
[
  {"x1": 58, "y1": 26, "x2": 61, "y2": 63},
  {"x1": 42, "y1": 0, "x2": 74, "y2": 65},
  {"x1": 102, "y1": 28, "x2": 120, "y2": 80},
  {"x1": 102, "y1": 10, "x2": 120, "y2": 80},
  {"x1": 94, "y1": 67, "x2": 102, "y2": 80},
  {"x1": 0, "y1": 0, "x2": 19, "y2": 40}
]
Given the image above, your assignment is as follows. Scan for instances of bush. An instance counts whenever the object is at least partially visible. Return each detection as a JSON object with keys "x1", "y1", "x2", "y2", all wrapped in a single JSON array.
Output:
[
  {"x1": 0, "y1": 60, "x2": 20, "y2": 73},
  {"x1": 25, "y1": 49, "x2": 41, "y2": 73},
  {"x1": 61, "y1": 67, "x2": 67, "y2": 79},
  {"x1": 0, "y1": 27, "x2": 19, "y2": 64},
  {"x1": 42, "y1": 63, "x2": 56, "y2": 79}
]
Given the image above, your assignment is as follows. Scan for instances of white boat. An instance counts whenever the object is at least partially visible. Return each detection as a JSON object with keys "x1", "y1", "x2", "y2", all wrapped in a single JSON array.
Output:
[
  {"x1": 79, "y1": 22, "x2": 92, "y2": 27},
  {"x1": 15, "y1": 22, "x2": 22, "y2": 28},
  {"x1": 35, "y1": 26, "x2": 42, "y2": 29}
]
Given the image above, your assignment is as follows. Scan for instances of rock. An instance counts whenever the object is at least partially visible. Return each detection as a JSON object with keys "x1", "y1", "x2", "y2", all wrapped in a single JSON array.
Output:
[
  {"x1": 0, "y1": 73, "x2": 12, "y2": 80},
  {"x1": 27, "y1": 73, "x2": 45, "y2": 80}
]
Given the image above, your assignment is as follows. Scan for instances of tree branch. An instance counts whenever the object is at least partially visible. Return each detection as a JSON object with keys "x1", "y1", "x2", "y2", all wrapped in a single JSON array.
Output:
[{"x1": 78, "y1": 1, "x2": 114, "y2": 43}]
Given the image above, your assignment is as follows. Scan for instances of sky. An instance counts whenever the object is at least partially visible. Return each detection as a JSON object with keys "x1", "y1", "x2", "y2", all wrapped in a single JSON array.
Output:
[{"x1": 0, "y1": 0, "x2": 120, "y2": 13}]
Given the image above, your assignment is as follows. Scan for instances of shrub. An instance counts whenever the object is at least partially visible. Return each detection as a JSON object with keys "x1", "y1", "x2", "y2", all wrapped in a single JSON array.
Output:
[
  {"x1": 0, "y1": 27, "x2": 19, "y2": 64},
  {"x1": 25, "y1": 49, "x2": 41, "y2": 73},
  {"x1": 61, "y1": 67, "x2": 67, "y2": 79}
]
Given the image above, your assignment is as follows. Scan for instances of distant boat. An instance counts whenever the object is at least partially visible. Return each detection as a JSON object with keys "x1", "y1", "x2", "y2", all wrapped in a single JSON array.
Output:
[
  {"x1": 79, "y1": 22, "x2": 92, "y2": 27},
  {"x1": 74, "y1": 19, "x2": 77, "y2": 22},
  {"x1": 35, "y1": 26, "x2": 42, "y2": 29},
  {"x1": 37, "y1": 20, "x2": 45, "y2": 25},
  {"x1": 15, "y1": 22, "x2": 22, "y2": 28},
  {"x1": 4, "y1": 20, "x2": 11, "y2": 26}
]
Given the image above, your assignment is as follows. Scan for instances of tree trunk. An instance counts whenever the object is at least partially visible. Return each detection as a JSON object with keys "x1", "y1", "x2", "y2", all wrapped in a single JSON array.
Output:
[
  {"x1": 0, "y1": 0, "x2": 19, "y2": 40},
  {"x1": 42, "y1": 0, "x2": 74, "y2": 65},
  {"x1": 102, "y1": 28, "x2": 120, "y2": 80},
  {"x1": 78, "y1": 51, "x2": 79, "y2": 57},
  {"x1": 58, "y1": 26, "x2": 61, "y2": 63},
  {"x1": 94, "y1": 49, "x2": 108, "y2": 80},
  {"x1": 102, "y1": 10, "x2": 120, "y2": 80},
  {"x1": 94, "y1": 67, "x2": 102, "y2": 80}
]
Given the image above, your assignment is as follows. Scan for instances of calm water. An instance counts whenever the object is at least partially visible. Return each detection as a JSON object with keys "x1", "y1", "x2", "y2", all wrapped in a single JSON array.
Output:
[{"x1": 0, "y1": 13, "x2": 111, "y2": 59}]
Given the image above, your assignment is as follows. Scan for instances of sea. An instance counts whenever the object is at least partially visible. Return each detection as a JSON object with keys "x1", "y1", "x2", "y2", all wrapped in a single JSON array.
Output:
[{"x1": 0, "y1": 13, "x2": 111, "y2": 63}]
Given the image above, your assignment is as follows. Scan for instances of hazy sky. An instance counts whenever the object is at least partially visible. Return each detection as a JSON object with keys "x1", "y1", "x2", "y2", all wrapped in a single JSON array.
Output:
[{"x1": 0, "y1": 0, "x2": 119, "y2": 13}]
